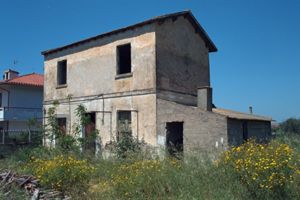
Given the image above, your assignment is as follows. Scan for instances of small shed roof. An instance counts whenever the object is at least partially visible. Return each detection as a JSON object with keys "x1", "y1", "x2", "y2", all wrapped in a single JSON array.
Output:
[
  {"x1": 213, "y1": 108, "x2": 272, "y2": 121},
  {"x1": 41, "y1": 10, "x2": 217, "y2": 55},
  {"x1": 0, "y1": 73, "x2": 44, "y2": 87}
]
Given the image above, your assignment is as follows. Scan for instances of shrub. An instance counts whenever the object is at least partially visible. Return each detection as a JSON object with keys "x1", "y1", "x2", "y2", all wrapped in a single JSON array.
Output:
[
  {"x1": 30, "y1": 155, "x2": 95, "y2": 193},
  {"x1": 279, "y1": 118, "x2": 300, "y2": 135},
  {"x1": 111, "y1": 132, "x2": 144, "y2": 159},
  {"x1": 219, "y1": 139, "x2": 300, "y2": 198}
]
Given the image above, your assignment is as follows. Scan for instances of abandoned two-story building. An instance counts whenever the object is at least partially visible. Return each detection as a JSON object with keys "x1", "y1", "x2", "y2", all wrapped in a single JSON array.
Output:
[{"x1": 42, "y1": 11, "x2": 271, "y2": 154}]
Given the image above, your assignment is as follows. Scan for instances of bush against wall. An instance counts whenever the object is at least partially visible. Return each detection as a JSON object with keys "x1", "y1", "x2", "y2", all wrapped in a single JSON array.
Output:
[{"x1": 44, "y1": 102, "x2": 100, "y2": 154}]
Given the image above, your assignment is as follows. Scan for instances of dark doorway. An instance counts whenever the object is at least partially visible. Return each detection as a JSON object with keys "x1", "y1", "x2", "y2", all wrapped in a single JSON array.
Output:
[
  {"x1": 166, "y1": 122, "x2": 183, "y2": 156},
  {"x1": 84, "y1": 112, "x2": 96, "y2": 153},
  {"x1": 242, "y1": 121, "x2": 248, "y2": 141},
  {"x1": 57, "y1": 118, "x2": 67, "y2": 135}
]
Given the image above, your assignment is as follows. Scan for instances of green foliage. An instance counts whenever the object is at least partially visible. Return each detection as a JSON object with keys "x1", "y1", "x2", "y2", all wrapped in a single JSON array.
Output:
[
  {"x1": 26, "y1": 117, "x2": 38, "y2": 129},
  {"x1": 278, "y1": 118, "x2": 300, "y2": 135},
  {"x1": 55, "y1": 134, "x2": 80, "y2": 153},
  {"x1": 44, "y1": 103, "x2": 61, "y2": 146},
  {"x1": 110, "y1": 131, "x2": 144, "y2": 159},
  {"x1": 88, "y1": 157, "x2": 250, "y2": 200},
  {"x1": 44, "y1": 103, "x2": 100, "y2": 154},
  {"x1": 0, "y1": 184, "x2": 29, "y2": 200},
  {"x1": 1, "y1": 129, "x2": 300, "y2": 200}
]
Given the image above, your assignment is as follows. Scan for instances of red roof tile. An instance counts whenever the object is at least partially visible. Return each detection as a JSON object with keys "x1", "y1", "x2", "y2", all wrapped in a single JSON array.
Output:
[{"x1": 1, "y1": 73, "x2": 44, "y2": 87}]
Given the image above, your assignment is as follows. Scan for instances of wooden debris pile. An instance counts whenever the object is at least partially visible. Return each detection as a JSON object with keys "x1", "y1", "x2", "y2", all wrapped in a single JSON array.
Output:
[{"x1": 0, "y1": 170, "x2": 70, "y2": 200}]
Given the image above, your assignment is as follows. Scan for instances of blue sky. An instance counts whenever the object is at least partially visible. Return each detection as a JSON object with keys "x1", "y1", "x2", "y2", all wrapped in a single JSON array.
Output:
[{"x1": 0, "y1": 0, "x2": 299, "y2": 122}]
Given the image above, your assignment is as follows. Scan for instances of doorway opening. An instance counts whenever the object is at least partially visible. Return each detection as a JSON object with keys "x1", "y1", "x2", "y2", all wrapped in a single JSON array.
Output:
[
  {"x1": 166, "y1": 122, "x2": 183, "y2": 157},
  {"x1": 84, "y1": 112, "x2": 96, "y2": 153},
  {"x1": 242, "y1": 121, "x2": 248, "y2": 142}
]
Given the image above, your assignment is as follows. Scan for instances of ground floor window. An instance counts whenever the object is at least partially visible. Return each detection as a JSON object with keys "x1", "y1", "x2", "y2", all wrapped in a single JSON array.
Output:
[
  {"x1": 56, "y1": 118, "x2": 67, "y2": 135},
  {"x1": 117, "y1": 111, "x2": 132, "y2": 141}
]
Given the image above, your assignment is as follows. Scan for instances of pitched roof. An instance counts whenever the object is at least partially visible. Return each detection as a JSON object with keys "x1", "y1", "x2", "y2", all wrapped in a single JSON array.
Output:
[
  {"x1": 0, "y1": 73, "x2": 44, "y2": 87},
  {"x1": 42, "y1": 10, "x2": 217, "y2": 55},
  {"x1": 213, "y1": 108, "x2": 272, "y2": 121}
]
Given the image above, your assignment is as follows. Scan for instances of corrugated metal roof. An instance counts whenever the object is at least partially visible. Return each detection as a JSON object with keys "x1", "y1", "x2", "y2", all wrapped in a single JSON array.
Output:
[
  {"x1": 41, "y1": 10, "x2": 217, "y2": 55},
  {"x1": 0, "y1": 73, "x2": 44, "y2": 87},
  {"x1": 213, "y1": 108, "x2": 272, "y2": 121}
]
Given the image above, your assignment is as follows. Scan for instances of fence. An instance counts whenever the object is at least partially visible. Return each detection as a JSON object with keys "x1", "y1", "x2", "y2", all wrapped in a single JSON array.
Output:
[
  {"x1": 0, "y1": 130, "x2": 43, "y2": 158},
  {"x1": 0, "y1": 129, "x2": 43, "y2": 146}
]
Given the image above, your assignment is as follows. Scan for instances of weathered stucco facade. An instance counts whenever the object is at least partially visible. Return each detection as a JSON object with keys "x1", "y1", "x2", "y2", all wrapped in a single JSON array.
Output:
[{"x1": 42, "y1": 11, "x2": 272, "y2": 154}]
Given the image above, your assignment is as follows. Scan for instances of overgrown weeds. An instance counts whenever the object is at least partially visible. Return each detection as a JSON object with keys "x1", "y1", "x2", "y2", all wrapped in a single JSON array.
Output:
[{"x1": 1, "y1": 111, "x2": 300, "y2": 200}]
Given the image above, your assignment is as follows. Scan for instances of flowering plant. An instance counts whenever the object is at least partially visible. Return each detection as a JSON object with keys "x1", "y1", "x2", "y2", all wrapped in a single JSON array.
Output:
[
  {"x1": 30, "y1": 155, "x2": 95, "y2": 192},
  {"x1": 219, "y1": 139, "x2": 300, "y2": 192}
]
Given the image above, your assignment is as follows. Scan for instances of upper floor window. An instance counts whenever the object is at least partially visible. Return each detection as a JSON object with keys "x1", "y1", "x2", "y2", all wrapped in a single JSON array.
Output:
[
  {"x1": 117, "y1": 44, "x2": 131, "y2": 75},
  {"x1": 57, "y1": 60, "x2": 67, "y2": 86}
]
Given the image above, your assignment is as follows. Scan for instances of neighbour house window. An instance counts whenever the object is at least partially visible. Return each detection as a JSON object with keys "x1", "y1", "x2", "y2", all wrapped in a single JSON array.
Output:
[
  {"x1": 57, "y1": 118, "x2": 67, "y2": 135},
  {"x1": 0, "y1": 93, "x2": 2, "y2": 107},
  {"x1": 117, "y1": 111, "x2": 132, "y2": 141},
  {"x1": 117, "y1": 44, "x2": 131, "y2": 75},
  {"x1": 57, "y1": 60, "x2": 67, "y2": 86}
]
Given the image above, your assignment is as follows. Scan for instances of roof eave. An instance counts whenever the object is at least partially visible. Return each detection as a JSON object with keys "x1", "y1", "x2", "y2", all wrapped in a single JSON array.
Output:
[
  {"x1": 41, "y1": 10, "x2": 217, "y2": 56},
  {"x1": 227, "y1": 116, "x2": 272, "y2": 122}
]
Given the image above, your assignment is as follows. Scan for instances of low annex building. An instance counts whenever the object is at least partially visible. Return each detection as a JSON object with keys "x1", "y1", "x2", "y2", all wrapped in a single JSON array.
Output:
[{"x1": 42, "y1": 11, "x2": 271, "y2": 154}]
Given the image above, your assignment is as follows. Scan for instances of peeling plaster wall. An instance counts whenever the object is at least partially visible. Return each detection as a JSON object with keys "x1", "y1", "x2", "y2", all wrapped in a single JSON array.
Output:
[
  {"x1": 44, "y1": 24, "x2": 156, "y2": 102},
  {"x1": 44, "y1": 94, "x2": 156, "y2": 146},
  {"x1": 156, "y1": 98, "x2": 227, "y2": 152},
  {"x1": 156, "y1": 16, "x2": 210, "y2": 105},
  {"x1": 43, "y1": 24, "x2": 158, "y2": 146}
]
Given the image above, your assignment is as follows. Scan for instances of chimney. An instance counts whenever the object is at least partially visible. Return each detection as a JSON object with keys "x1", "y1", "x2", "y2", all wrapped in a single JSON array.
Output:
[
  {"x1": 3, "y1": 69, "x2": 19, "y2": 80},
  {"x1": 197, "y1": 86, "x2": 213, "y2": 111},
  {"x1": 249, "y1": 106, "x2": 253, "y2": 114}
]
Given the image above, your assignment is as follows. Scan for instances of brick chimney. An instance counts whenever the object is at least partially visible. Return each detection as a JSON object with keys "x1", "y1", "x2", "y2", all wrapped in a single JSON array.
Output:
[
  {"x1": 3, "y1": 69, "x2": 19, "y2": 80},
  {"x1": 197, "y1": 86, "x2": 213, "y2": 111}
]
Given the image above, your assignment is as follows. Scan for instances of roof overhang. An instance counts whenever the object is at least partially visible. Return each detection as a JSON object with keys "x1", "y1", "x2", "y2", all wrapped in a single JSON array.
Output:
[{"x1": 41, "y1": 10, "x2": 217, "y2": 56}]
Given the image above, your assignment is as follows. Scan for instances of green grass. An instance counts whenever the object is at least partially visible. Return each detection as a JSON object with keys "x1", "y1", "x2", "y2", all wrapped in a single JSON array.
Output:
[{"x1": 1, "y1": 134, "x2": 300, "y2": 200}]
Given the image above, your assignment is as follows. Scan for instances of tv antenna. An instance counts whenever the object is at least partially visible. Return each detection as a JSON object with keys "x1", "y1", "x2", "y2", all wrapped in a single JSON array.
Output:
[{"x1": 13, "y1": 60, "x2": 18, "y2": 68}]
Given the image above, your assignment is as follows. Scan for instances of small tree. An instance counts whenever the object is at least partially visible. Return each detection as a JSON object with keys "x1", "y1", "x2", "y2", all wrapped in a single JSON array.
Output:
[
  {"x1": 44, "y1": 101, "x2": 60, "y2": 147},
  {"x1": 26, "y1": 117, "x2": 42, "y2": 144}
]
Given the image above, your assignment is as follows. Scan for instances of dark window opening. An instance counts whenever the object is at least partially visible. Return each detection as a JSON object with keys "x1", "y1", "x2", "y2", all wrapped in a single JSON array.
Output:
[
  {"x1": 84, "y1": 112, "x2": 96, "y2": 153},
  {"x1": 117, "y1": 44, "x2": 131, "y2": 74},
  {"x1": 166, "y1": 122, "x2": 183, "y2": 157},
  {"x1": 57, "y1": 60, "x2": 67, "y2": 85},
  {"x1": 57, "y1": 118, "x2": 67, "y2": 135},
  {"x1": 117, "y1": 111, "x2": 132, "y2": 141}
]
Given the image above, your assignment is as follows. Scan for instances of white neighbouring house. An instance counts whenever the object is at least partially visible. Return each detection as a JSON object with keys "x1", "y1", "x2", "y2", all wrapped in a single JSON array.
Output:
[{"x1": 0, "y1": 69, "x2": 43, "y2": 132}]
